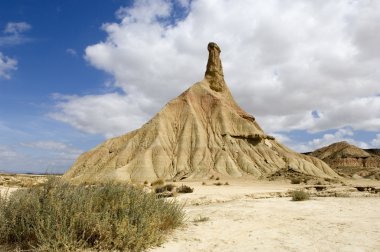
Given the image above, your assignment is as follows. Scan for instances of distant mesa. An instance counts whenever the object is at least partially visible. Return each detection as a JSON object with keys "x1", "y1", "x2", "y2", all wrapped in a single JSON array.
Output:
[
  {"x1": 309, "y1": 141, "x2": 380, "y2": 180},
  {"x1": 64, "y1": 42, "x2": 338, "y2": 183}
]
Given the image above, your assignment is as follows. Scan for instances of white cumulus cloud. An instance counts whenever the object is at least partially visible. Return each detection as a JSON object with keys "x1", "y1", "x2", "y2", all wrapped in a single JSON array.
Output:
[
  {"x1": 0, "y1": 52, "x2": 17, "y2": 79},
  {"x1": 52, "y1": 0, "x2": 380, "y2": 141},
  {"x1": 279, "y1": 128, "x2": 371, "y2": 153},
  {"x1": 50, "y1": 93, "x2": 152, "y2": 137},
  {"x1": 0, "y1": 22, "x2": 32, "y2": 46},
  {"x1": 4, "y1": 22, "x2": 31, "y2": 34}
]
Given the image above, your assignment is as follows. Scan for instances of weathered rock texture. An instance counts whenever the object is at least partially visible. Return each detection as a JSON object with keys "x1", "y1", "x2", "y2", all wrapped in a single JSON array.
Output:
[
  {"x1": 64, "y1": 42, "x2": 338, "y2": 183},
  {"x1": 309, "y1": 141, "x2": 380, "y2": 180}
]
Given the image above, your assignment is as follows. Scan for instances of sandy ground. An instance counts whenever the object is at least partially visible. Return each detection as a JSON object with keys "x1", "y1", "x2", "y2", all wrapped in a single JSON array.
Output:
[
  {"x1": 150, "y1": 180, "x2": 380, "y2": 252},
  {"x1": 1, "y1": 177, "x2": 380, "y2": 252}
]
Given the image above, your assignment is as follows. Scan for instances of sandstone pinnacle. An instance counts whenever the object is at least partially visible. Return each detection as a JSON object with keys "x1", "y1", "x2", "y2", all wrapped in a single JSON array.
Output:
[
  {"x1": 205, "y1": 42, "x2": 226, "y2": 92},
  {"x1": 64, "y1": 43, "x2": 338, "y2": 183}
]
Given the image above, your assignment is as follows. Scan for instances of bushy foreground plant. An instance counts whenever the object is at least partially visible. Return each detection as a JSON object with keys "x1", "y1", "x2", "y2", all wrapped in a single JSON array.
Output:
[
  {"x1": 291, "y1": 190, "x2": 310, "y2": 201},
  {"x1": 0, "y1": 178, "x2": 184, "y2": 252}
]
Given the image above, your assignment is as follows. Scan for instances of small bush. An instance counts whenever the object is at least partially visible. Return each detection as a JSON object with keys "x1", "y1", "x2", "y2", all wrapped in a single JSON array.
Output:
[
  {"x1": 209, "y1": 175, "x2": 214, "y2": 179},
  {"x1": 224, "y1": 182, "x2": 229, "y2": 185},
  {"x1": 0, "y1": 177, "x2": 184, "y2": 251},
  {"x1": 291, "y1": 190, "x2": 310, "y2": 201},
  {"x1": 144, "y1": 180, "x2": 148, "y2": 185},
  {"x1": 151, "y1": 178, "x2": 165, "y2": 186},
  {"x1": 213, "y1": 182, "x2": 223, "y2": 186},
  {"x1": 290, "y1": 178, "x2": 302, "y2": 184},
  {"x1": 155, "y1": 184, "x2": 175, "y2": 193},
  {"x1": 176, "y1": 185, "x2": 193, "y2": 193},
  {"x1": 215, "y1": 177, "x2": 220, "y2": 181},
  {"x1": 202, "y1": 182, "x2": 206, "y2": 185}
]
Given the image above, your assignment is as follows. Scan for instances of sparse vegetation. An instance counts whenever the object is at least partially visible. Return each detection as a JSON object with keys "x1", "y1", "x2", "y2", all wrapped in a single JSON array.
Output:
[
  {"x1": 215, "y1": 177, "x2": 220, "y2": 181},
  {"x1": 0, "y1": 177, "x2": 184, "y2": 252},
  {"x1": 291, "y1": 190, "x2": 310, "y2": 201},
  {"x1": 144, "y1": 180, "x2": 148, "y2": 185},
  {"x1": 202, "y1": 182, "x2": 206, "y2": 185},
  {"x1": 224, "y1": 182, "x2": 229, "y2": 185},
  {"x1": 214, "y1": 182, "x2": 223, "y2": 186},
  {"x1": 290, "y1": 178, "x2": 302, "y2": 184},
  {"x1": 193, "y1": 215, "x2": 210, "y2": 223},
  {"x1": 176, "y1": 184, "x2": 194, "y2": 193},
  {"x1": 155, "y1": 184, "x2": 175, "y2": 193}
]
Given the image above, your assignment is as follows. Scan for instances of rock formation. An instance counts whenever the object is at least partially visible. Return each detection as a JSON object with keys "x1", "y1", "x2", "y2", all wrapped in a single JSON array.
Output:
[
  {"x1": 309, "y1": 141, "x2": 380, "y2": 179},
  {"x1": 64, "y1": 42, "x2": 338, "y2": 183}
]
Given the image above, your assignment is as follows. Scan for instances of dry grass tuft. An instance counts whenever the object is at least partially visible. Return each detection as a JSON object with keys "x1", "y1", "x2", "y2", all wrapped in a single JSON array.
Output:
[
  {"x1": 291, "y1": 190, "x2": 310, "y2": 201},
  {"x1": 155, "y1": 184, "x2": 175, "y2": 193},
  {"x1": 0, "y1": 177, "x2": 184, "y2": 252},
  {"x1": 176, "y1": 185, "x2": 193, "y2": 193}
]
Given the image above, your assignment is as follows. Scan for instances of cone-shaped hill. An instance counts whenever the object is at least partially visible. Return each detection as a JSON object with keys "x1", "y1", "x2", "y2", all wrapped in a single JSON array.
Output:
[
  {"x1": 64, "y1": 43, "x2": 338, "y2": 183},
  {"x1": 309, "y1": 141, "x2": 380, "y2": 179}
]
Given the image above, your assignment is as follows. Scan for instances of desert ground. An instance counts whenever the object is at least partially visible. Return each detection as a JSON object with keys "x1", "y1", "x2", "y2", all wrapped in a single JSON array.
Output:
[
  {"x1": 1, "y1": 175, "x2": 380, "y2": 252},
  {"x1": 149, "y1": 179, "x2": 380, "y2": 252}
]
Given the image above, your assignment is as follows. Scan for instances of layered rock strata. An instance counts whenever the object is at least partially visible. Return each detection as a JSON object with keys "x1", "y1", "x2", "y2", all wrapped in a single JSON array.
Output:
[{"x1": 64, "y1": 43, "x2": 338, "y2": 183}]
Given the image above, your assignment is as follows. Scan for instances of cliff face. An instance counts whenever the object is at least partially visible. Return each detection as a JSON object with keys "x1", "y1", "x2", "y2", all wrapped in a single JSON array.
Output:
[
  {"x1": 309, "y1": 141, "x2": 380, "y2": 179},
  {"x1": 64, "y1": 43, "x2": 338, "y2": 183}
]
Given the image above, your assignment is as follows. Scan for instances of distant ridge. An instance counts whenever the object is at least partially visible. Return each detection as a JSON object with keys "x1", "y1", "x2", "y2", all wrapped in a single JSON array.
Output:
[{"x1": 309, "y1": 141, "x2": 380, "y2": 180}]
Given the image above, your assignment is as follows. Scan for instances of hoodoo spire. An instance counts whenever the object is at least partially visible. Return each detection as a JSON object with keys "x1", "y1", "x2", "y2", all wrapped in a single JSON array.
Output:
[
  {"x1": 205, "y1": 42, "x2": 226, "y2": 92},
  {"x1": 64, "y1": 42, "x2": 339, "y2": 183}
]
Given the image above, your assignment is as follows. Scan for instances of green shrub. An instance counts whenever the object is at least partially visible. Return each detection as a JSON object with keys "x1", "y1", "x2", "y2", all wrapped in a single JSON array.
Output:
[
  {"x1": 0, "y1": 177, "x2": 184, "y2": 252},
  {"x1": 176, "y1": 185, "x2": 193, "y2": 193},
  {"x1": 290, "y1": 178, "x2": 302, "y2": 184},
  {"x1": 154, "y1": 184, "x2": 175, "y2": 193},
  {"x1": 291, "y1": 190, "x2": 310, "y2": 201}
]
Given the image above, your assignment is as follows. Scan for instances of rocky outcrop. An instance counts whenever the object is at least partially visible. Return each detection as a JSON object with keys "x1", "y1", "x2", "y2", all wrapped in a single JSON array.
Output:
[
  {"x1": 205, "y1": 42, "x2": 225, "y2": 92},
  {"x1": 309, "y1": 141, "x2": 380, "y2": 179},
  {"x1": 64, "y1": 42, "x2": 338, "y2": 183}
]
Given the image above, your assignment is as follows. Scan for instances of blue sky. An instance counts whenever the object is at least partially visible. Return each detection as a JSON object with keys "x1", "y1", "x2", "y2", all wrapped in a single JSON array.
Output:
[{"x1": 0, "y1": 0, "x2": 379, "y2": 173}]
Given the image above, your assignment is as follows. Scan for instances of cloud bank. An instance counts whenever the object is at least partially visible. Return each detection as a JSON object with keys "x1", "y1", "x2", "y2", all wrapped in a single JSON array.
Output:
[
  {"x1": 51, "y1": 0, "x2": 380, "y2": 150},
  {"x1": 0, "y1": 141, "x2": 83, "y2": 173},
  {"x1": 0, "y1": 21, "x2": 31, "y2": 79}
]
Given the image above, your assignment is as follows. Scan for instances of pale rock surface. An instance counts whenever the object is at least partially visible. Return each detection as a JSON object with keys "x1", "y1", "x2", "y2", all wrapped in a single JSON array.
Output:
[{"x1": 64, "y1": 43, "x2": 338, "y2": 183}]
